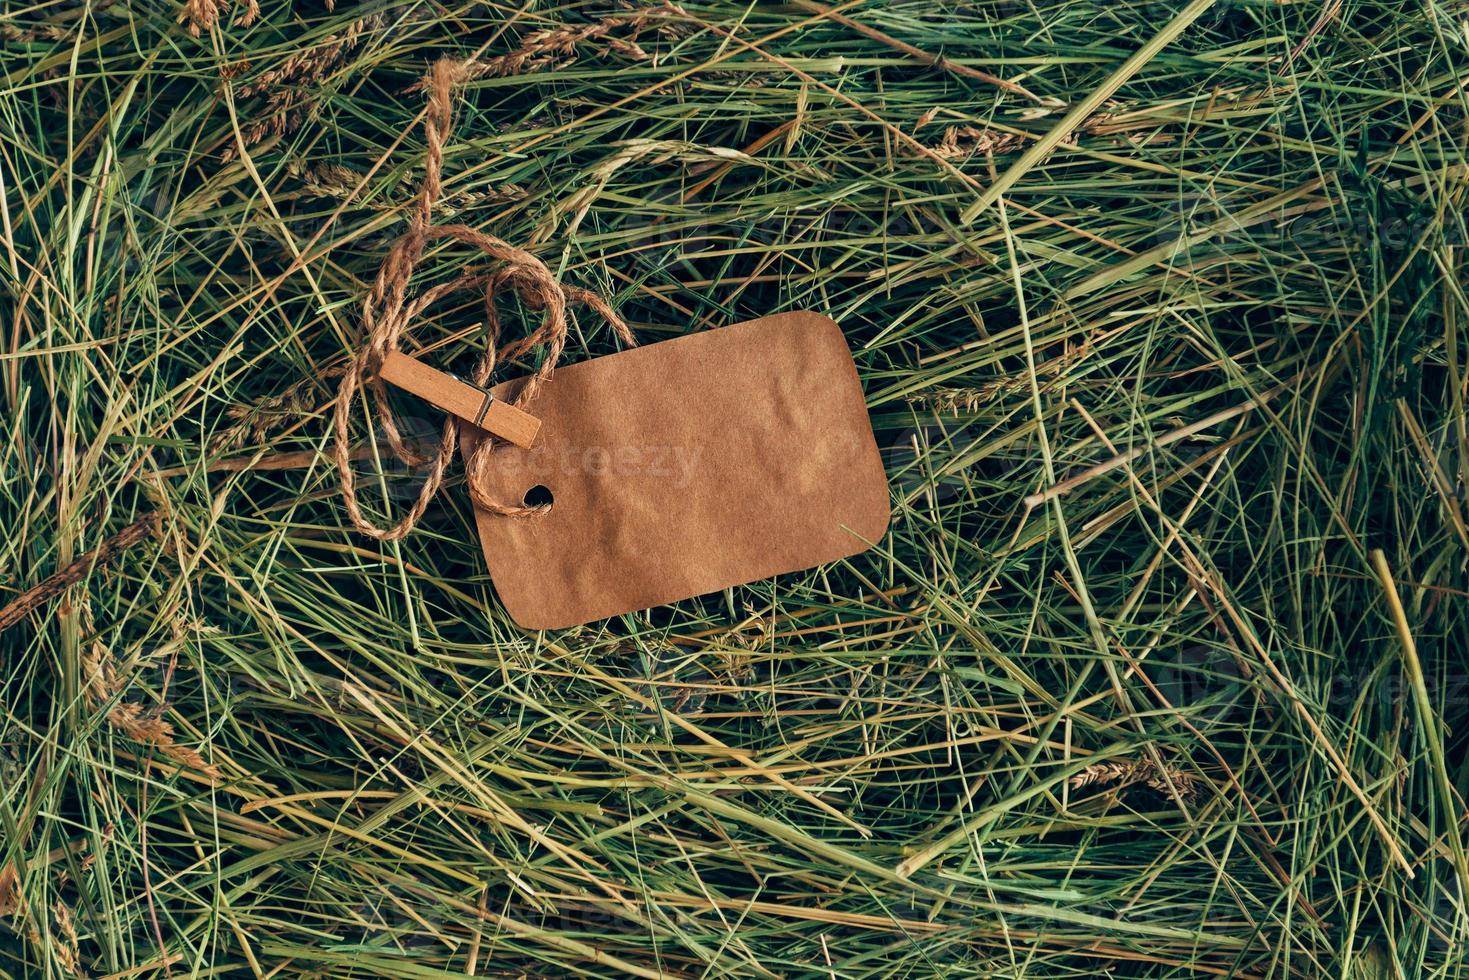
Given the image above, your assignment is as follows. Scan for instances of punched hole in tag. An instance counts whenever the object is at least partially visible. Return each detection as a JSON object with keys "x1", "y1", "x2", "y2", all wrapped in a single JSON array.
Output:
[{"x1": 523, "y1": 484, "x2": 554, "y2": 509}]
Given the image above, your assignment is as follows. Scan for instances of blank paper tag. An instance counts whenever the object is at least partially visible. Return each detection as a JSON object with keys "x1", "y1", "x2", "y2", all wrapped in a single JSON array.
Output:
[{"x1": 457, "y1": 311, "x2": 890, "y2": 629}]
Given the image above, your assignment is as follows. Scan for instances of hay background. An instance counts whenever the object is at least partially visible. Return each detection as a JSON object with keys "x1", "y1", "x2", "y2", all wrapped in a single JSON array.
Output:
[{"x1": 2, "y1": 1, "x2": 1467, "y2": 976}]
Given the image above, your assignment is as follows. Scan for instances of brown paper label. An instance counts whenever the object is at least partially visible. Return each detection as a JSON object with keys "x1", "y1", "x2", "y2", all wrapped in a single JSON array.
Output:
[{"x1": 458, "y1": 311, "x2": 890, "y2": 629}]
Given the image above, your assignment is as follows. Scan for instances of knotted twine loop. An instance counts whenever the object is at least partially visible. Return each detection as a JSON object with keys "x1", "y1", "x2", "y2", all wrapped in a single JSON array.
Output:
[{"x1": 332, "y1": 58, "x2": 637, "y2": 542}]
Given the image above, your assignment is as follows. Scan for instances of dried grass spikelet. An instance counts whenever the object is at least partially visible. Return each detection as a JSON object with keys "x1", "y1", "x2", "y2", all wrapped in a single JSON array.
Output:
[
  {"x1": 209, "y1": 363, "x2": 346, "y2": 451},
  {"x1": 908, "y1": 381, "x2": 1013, "y2": 414},
  {"x1": 914, "y1": 106, "x2": 942, "y2": 130},
  {"x1": 178, "y1": 0, "x2": 258, "y2": 38},
  {"x1": 53, "y1": 901, "x2": 88, "y2": 979},
  {"x1": 288, "y1": 160, "x2": 527, "y2": 215},
  {"x1": 922, "y1": 102, "x2": 1164, "y2": 160},
  {"x1": 79, "y1": 606, "x2": 223, "y2": 784},
  {"x1": 712, "y1": 607, "x2": 774, "y2": 687},
  {"x1": 729, "y1": 608, "x2": 777, "y2": 653},
  {"x1": 289, "y1": 162, "x2": 368, "y2": 202},
  {"x1": 217, "y1": 59, "x2": 251, "y2": 81},
  {"x1": 103, "y1": 705, "x2": 224, "y2": 782},
  {"x1": 907, "y1": 339, "x2": 1093, "y2": 414},
  {"x1": 1, "y1": 21, "x2": 75, "y2": 42},
  {"x1": 1070, "y1": 757, "x2": 1199, "y2": 800},
  {"x1": 640, "y1": 639, "x2": 714, "y2": 714},
  {"x1": 932, "y1": 125, "x2": 1039, "y2": 160},
  {"x1": 220, "y1": 13, "x2": 383, "y2": 161},
  {"x1": 418, "y1": 181, "x2": 529, "y2": 217},
  {"x1": 460, "y1": 1, "x2": 680, "y2": 80},
  {"x1": 0, "y1": 863, "x2": 16, "y2": 917},
  {"x1": 534, "y1": 139, "x2": 757, "y2": 243}
]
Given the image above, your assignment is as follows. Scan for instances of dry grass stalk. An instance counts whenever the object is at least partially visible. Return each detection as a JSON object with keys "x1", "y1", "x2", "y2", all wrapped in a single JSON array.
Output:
[
  {"x1": 0, "y1": 514, "x2": 159, "y2": 634},
  {"x1": 1070, "y1": 758, "x2": 1200, "y2": 800}
]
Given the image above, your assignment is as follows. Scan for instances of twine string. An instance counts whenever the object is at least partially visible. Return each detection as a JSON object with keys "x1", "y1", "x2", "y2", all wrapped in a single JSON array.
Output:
[{"x1": 333, "y1": 58, "x2": 636, "y2": 541}]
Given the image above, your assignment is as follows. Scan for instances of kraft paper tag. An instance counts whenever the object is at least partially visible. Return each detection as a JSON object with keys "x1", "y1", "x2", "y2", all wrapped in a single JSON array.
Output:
[{"x1": 456, "y1": 311, "x2": 890, "y2": 629}]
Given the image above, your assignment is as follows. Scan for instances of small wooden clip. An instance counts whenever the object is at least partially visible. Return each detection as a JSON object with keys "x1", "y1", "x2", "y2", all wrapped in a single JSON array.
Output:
[{"x1": 378, "y1": 351, "x2": 540, "y2": 449}]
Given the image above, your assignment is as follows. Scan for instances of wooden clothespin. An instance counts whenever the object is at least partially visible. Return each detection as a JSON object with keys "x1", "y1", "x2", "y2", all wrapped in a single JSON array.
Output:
[{"x1": 378, "y1": 351, "x2": 540, "y2": 449}]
